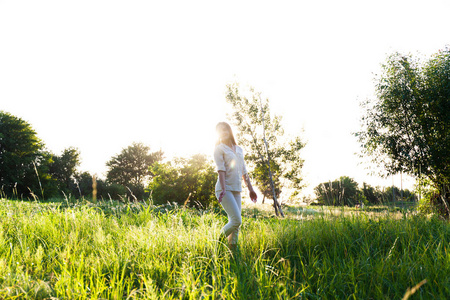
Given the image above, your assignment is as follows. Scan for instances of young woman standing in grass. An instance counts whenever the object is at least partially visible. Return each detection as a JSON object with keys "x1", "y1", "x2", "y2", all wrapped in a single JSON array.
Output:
[{"x1": 214, "y1": 122, "x2": 257, "y2": 250}]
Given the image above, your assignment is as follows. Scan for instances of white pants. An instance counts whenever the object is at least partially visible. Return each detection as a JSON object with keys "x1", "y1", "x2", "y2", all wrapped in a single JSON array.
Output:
[{"x1": 217, "y1": 191, "x2": 242, "y2": 245}]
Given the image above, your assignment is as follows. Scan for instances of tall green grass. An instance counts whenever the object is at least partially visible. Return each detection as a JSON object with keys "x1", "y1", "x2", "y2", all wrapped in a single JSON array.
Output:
[{"x1": 0, "y1": 198, "x2": 448, "y2": 299}]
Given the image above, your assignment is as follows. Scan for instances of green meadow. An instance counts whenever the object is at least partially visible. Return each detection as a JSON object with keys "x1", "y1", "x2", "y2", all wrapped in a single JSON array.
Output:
[{"x1": 0, "y1": 198, "x2": 449, "y2": 299}]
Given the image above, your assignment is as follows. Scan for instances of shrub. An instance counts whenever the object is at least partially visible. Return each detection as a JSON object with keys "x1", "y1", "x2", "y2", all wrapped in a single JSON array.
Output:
[
  {"x1": 417, "y1": 180, "x2": 450, "y2": 219},
  {"x1": 148, "y1": 154, "x2": 217, "y2": 208}
]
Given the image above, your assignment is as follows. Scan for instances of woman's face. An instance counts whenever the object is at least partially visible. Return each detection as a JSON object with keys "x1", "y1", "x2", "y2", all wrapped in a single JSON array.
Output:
[{"x1": 217, "y1": 125, "x2": 230, "y2": 141}]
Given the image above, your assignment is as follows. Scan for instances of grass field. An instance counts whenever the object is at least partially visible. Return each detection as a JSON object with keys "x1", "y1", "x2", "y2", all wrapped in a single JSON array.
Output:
[{"x1": 0, "y1": 198, "x2": 449, "y2": 299}]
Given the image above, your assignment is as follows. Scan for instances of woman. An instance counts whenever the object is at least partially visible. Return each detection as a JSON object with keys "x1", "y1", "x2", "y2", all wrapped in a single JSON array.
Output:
[{"x1": 214, "y1": 122, "x2": 257, "y2": 249}]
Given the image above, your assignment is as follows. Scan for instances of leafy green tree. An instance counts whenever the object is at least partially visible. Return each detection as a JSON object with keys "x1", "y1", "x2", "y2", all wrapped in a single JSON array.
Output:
[
  {"x1": 360, "y1": 183, "x2": 417, "y2": 205},
  {"x1": 148, "y1": 154, "x2": 217, "y2": 208},
  {"x1": 383, "y1": 186, "x2": 416, "y2": 202},
  {"x1": 356, "y1": 48, "x2": 450, "y2": 185},
  {"x1": 73, "y1": 171, "x2": 127, "y2": 201},
  {"x1": 34, "y1": 151, "x2": 59, "y2": 199},
  {"x1": 48, "y1": 147, "x2": 80, "y2": 196},
  {"x1": 314, "y1": 176, "x2": 360, "y2": 206},
  {"x1": 356, "y1": 47, "x2": 449, "y2": 216},
  {"x1": 96, "y1": 179, "x2": 128, "y2": 201},
  {"x1": 225, "y1": 83, "x2": 305, "y2": 204},
  {"x1": 106, "y1": 142, "x2": 163, "y2": 191},
  {"x1": 416, "y1": 177, "x2": 449, "y2": 218},
  {"x1": 252, "y1": 159, "x2": 282, "y2": 202},
  {"x1": 361, "y1": 183, "x2": 381, "y2": 204},
  {"x1": 73, "y1": 171, "x2": 93, "y2": 198},
  {"x1": 0, "y1": 111, "x2": 47, "y2": 198}
]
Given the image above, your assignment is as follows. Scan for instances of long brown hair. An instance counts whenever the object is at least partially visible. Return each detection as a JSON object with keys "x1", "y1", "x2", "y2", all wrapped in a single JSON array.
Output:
[{"x1": 216, "y1": 122, "x2": 237, "y2": 146}]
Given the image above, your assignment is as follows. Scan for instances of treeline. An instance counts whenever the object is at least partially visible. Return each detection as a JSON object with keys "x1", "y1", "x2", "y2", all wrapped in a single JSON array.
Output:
[
  {"x1": 0, "y1": 111, "x2": 217, "y2": 207},
  {"x1": 2, "y1": 45, "x2": 449, "y2": 217},
  {"x1": 0, "y1": 111, "x2": 422, "y2": 209},
  {"x1": 314, "y1": 176, "x2": 417, "y2": 206}
]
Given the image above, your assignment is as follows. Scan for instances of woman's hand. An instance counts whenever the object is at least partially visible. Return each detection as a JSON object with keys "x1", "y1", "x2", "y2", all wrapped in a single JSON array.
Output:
[
  {"x1": 218, "y1": 190, "x2": 226, "y2": 203},
  {"x1": 249, "y1": 189, "x2": 257, "y2": 203},
  {"x1": 243, "y1": 174, "x2": 257, "y2": 203}
]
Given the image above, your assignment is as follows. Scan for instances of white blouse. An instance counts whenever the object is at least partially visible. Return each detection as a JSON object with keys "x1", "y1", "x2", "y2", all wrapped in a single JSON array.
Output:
[{"x1": 213, "y1": 144, "x2": 248, "y2": 193}]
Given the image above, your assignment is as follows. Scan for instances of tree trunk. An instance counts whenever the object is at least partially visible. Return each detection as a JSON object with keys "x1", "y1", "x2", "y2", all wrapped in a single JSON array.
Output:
[{"x1": 260, "y1": 96, "x2": 284, "y2": 217}]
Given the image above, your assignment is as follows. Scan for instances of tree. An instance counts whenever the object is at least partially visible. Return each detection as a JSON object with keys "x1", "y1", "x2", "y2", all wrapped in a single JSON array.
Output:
[
  {"x1": 225, "y1": 83, "x2": 305, "y2": 215},
  {"x1": 357, "y1": 48, "x2": 450, "y2": 185},
  {"x1": 148, "y1": 154, "x2": 217, "y2": 208},
  {"x1": 49, "y1": 147, "x2": 81, "y2": 196},
  {"x1": 73, "y1": 171, "x2": 128, "y2": 201},
  {"x1": 361, "y1": 182, "x2": 380, "y2": 205},
  {"x1": 356, "y1": 47, "x2": 450, "y2": 216},
  {"x1": 106, "y1": 142, "x2": 163, "y2": 187},
  {"x1": 314, "y1": 176, "x2": 360, "y2": 206},
  {"x1": 0, "y1": 111, "x2": 47, "y2": 198},
  {"x1": 314, "y1": 178, "x2": 417, "y2": 206}
]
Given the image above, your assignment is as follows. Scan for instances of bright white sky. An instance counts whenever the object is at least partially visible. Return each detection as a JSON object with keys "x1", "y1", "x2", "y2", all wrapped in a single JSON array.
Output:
[{"x1": 1, "y1": 0, "x2": 449, "y2": 198}]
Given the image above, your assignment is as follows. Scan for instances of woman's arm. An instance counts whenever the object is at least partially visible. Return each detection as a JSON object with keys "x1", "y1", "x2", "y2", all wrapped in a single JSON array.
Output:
[
  {"x1": 218, "y1": 171, "x2": 226, "y2": 203},
  {"x1": 243, "y1": 173, "x2": 257, "y2": 203}
]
